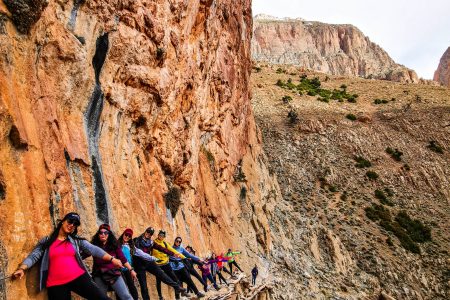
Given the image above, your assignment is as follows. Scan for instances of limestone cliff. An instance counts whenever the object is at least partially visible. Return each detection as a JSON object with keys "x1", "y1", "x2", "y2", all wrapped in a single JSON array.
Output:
[
  {"x1": 0, "y1": 1, "x2": 275, "y2": 299},
  {"x1": 434, "y1": 47, "x2": 450, "y2": 87},
  {"x1": 252, "y1": 15, "x2": 419, "y2": 83}
]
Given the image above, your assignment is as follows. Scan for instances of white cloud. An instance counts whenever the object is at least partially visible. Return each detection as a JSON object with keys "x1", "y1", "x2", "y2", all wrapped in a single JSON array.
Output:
[{"x1": 253, "y1": 0, "x2": 450, "y2": 79}]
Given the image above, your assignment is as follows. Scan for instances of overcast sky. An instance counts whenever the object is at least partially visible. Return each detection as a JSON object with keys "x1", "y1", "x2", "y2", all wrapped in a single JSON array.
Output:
[{"x1": 252, "y1": 0, "x2": 450, "y2": 79}]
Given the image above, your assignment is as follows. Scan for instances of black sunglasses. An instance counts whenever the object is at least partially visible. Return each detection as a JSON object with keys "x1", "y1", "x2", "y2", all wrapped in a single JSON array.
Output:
[
  {"x1": 67, "y1": 218, "x2": 80, "y2": 226},
  {"x1": 175, "y1": 239, "x2": 182, "y2": 243},
  {"x1": 124, "y1": 233, "x2": 132, "y2": 238}
]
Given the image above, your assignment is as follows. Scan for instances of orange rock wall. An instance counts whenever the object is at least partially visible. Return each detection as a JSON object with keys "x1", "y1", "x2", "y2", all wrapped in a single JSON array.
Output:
[{"x1": 0, "y1": 1, "x2": 274, "y2": 298}]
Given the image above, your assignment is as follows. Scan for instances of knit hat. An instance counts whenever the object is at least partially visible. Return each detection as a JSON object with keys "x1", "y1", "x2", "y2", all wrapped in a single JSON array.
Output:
[
  {"x1": 145, "y1": 227, "x2": 154, "y2": 235},
  {"x1": 124, "y1": 228, "x2": 133, "y2": 236},
  {"x1": 99, "y1": 224, "x2": 111, "y2": 232},
  {"x1": 158, "y1": 230, "x2": 166, "y2": 236}
]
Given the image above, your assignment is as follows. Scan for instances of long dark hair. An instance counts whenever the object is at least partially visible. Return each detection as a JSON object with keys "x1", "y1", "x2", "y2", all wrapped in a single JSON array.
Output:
[
  {"x1": 118, "y1": 232, "x2": 136, "y2": 254},
  {"x1": 43, "y1": 212, "x2": 84, "y2": 249},
  {"x1": 91, "y1": 228, "x2": 119, "y2": 251}
]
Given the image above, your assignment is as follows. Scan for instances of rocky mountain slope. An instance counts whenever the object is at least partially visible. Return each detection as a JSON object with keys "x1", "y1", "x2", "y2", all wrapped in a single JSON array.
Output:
[
  {"x1": 434, "y1": 47, "x2": 450, "y2": 87},
  {"x1": 0, "y1": 1, "x2": 275, "y2": 299},
  {"x1": 252, "y1": 15, "x2": 419, "y2": 83},
  {"x1": 252, "y1": 64, "x2": 450, "y2": 299}
]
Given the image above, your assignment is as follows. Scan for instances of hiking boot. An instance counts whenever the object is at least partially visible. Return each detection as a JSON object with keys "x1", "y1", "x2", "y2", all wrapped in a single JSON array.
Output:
[
  {"x1": 175, "y1": 286, "x2": 187, "y2": 294},
  {"x1": 181, "y1": 290, "x2": 191, "y2": 297},
  {"x1": 215, "y1": 286, "x2": 221, "y2": 291},
  {"x1": 196, "y1": 291, "x2": 205, "y2": 298}
]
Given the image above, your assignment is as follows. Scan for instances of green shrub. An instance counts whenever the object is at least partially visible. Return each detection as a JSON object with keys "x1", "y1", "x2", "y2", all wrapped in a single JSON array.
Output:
[
  {"x1": 276, "y1": 68, "x2": 285, "y2": 74},
  {"x1": 395, "y1": 211, "x2": 431, "y2": 243},
  {"x1": 282, "y1": 95, "x2": 292, "y2": 103},
  {"x1": 374, "y1": 98, "x2": 389, "y2": 105},
  {"x1": 164, "y1": 186, "x2": 182, "y2": 217},
  {"x1": 317, "y1": 97, "x2": 329, "y2": 103},
  {"x1": 340, "y1": 191, "x2": 348, "y2": 201},
  {"x1": 386, "y1": 147, "x2": 403, "y2": 161},
  {"x1": 366, "y1": 170, "x2": 379, "y2": 180},
  {"x1": 276, "y1": 79, "x2": 285, "y2": 87},
  {"x1": 427, "y1": 141, "x2": 444, "y2": 154},
  {"x1": 346, "y1": 114, "x2": 357, "y2": 121},
  {"x1": 340, "y1": 84, "x2": 347, "y2": 90},
  {"x1": 253, "y1": 66, "x2": 262, "y2": 73},
  {"x1": 403, "y1": 164, "x2": 410, "y2": 171},
  {"x1": 329, "y1": 185, "x2": 337, "y2": 192},
  {"x1": 365, "y1": 204, "x2": 391, "y2": 222},
  {"x1": 287, "y1": 109, "x2": 299, "y2": 124},
  {"x1": 374, "y1": 189, "x2": 394, "y2": 206},
  {"x1": 354, "y1": 156, "x2": 371, "y2": 168}
]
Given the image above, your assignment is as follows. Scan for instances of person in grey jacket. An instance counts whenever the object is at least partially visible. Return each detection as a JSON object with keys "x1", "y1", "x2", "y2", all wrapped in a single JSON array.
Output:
[{"x1": 13, "y1": 212, "x2": 123, "y2": 300}]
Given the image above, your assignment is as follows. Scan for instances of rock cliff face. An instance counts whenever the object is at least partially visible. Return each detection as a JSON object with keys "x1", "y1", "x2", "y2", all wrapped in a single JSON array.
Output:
[
  {"x1": 252, "y1": 64, "x2": 450, "y2": 299},
  {"x1": 252, "y1": 15, "x2": 419, "y2": 83},
  {"x1": 434, "y1": 47, "x2": 450, "y2": 87},
  {"x1": 0, "y1": 1, "x2": 275, "y2": 299}
]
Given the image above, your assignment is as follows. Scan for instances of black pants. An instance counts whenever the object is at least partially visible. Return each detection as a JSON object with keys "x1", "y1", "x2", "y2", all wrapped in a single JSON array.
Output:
[
  {"x1": 174, "y1": 267, "x2": 199, "y2": 294},
  {"x1": 221, "y1": 265, "x2": 232, "y2": 275},
  {"x1": 228, "y1": 261, "x2": 242, "y2": 273},
  {"x1": 214, "y1": 270, "x2": 228, "y2": 285},
  {"x1": 252, "y1": 274, "x2": 257, "y2": 285},
  {"x1": 118, "y1": 269, "x2": 139, "y2": 300},
  {"x1": 47, "y1": 272, "x2": 111, "y2": 300},
  {"x1": 156, "y1": 264, "x2": 180, "y2": 299},
  {"x1": 187, "y1": 267, "x2": 206, "y2": 292},
  {"x1": 136, "y1": 262, "x2": 180, "y2": 300}
]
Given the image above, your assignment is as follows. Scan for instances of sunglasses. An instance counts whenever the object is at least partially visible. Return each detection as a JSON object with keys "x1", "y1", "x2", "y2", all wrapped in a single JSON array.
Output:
[
  {"x1": 99, "y1": 230, "x2": 109, "y2": 235},
  {"x1": 175, "y1": 239, "x2": 182, "y2": 243},
  {"x1": 124, "y1": 233, "x2": 132, "y2": 238},
  {"x1": 67, "y1": 218, "x2": 80, "y2": 226}
]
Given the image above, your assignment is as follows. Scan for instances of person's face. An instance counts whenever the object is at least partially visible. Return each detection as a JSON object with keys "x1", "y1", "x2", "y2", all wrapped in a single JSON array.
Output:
[
  {"x1": 61, "y1": 217, "x2": 79, "y2": 234},
  {"x1": 186, "y1": 247, "x2": 192, "y2": 253},
  {"x1": 99, "y1": 229, "x2": 109, "y2": 243},
  {"x1": 123, "y1": 233, "x2": 132, "y2": 242},
  {"x1": 144, "y1": 231, "x2": 152, "y2": 239},
  {"x1": 212, "y1": 253, "x2": 216, "y2": 259},
  {"x1": 158, "y1": 233, "x2": 165, "y2": 240},
  {"x1": 174, "y1": 238, "x2": 182, "y2": 246}
]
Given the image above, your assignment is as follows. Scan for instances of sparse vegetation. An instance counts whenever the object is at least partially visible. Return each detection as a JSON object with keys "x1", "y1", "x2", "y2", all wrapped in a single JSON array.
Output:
[
  {"x1": 275, "y1": 76, "x2": 358, "y2": 103},
  {"x1": 365, "y1": 204, "x2": 431, "y2": 254},
  {"x1": 375, "y1": 189, "x2": 394, "y2": 206},
  {"x1": 340, "y1": 191, "x2": 348, "y2": 201},
  {"x1": 329, "y1": 185, "x2": 337, "y2": 193},
  {"x1": 386, "y1": 147, "x2": 403, "y2": 161},
  {"x1": 164, "y1": 186, "x2": 182, "y2": 217},
  {"x1": 374, "y1": 98, "x2": 389, "y2": 104},
  {"x1": 276, "y1": 68, "x2": 286, "y2": 74},
  {"x1": 346, "y1": 114, "x2": 357, "y2": 121},
  {"x1": 366, "y1": 170, "x2": 379, "y2": 180},
  {"x1": 253, "y1": 66, "x2": 262, "y2": 73},
  {"x1": 287, "y1": 109, "x2": 299, "y2": 124},
  {"x1": 282, "y1": 95, "x2": 292, "y2": 103},
  {"x1": 427, "y1": 140, "x2": 444, "y2": 154},
  {"x1": 354, "y1": 156, "x2": 371, "y2": 168}
]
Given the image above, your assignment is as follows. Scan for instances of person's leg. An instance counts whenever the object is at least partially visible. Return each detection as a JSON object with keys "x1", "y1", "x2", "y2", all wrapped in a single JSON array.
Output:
[
  {"x1": 69, "y1": 273, "x2": 111, "y2": 300},
  {"x1": 207, "y1": 274, "x2": 219, "y2": 290},
  {"x1": 47, "y1": 284, "x2": 72, "y2": 300},
  {"x1": 222, "y1": 266, "x2": 232, "y2": 275},
  {"x1": 233, "y1": 261, "x2": 243, "y2": 272},
  {"x1": 121, "y1": 270, "x2": 139, "y2": 300},
  {"x1": 218, "y1": 270, "x2": 228, "y2": 285},
  {"x1": 202, "y1": 275, "x2": 208, "y2": 291},
  {"x1": 93, "y1": 276, "x2": 108, "y2": 295},
  {"x1": 111, "y1": 276, "x2": 134, "y2": 300},
  {"x1": 146, "y1": 262, "x2": 180, "y2": 289},
  {"x1": 228, "y1": 262, "x2": 233, "y2": 274},
  {"x1": 190, "y1": 268, "x2": 206, "y2": 287},
  {"x1": 160, "y1": 264, "x2": 181, "y2": 299},
  {"x1": 136, "y1": 270, "x2": 150, "y2": 300},
  {"x1": 176, "y1": 268, "x2": 199, "y2": 294}
]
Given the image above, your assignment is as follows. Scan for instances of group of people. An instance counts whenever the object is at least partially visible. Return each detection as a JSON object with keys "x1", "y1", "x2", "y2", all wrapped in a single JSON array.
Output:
[{"x1": 12, "y1": 212, "x2": 257, "y2": 300}]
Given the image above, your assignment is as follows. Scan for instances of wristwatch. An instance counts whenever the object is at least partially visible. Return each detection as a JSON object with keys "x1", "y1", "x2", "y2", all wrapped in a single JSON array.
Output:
[{"x1": 110, "y1": 256, "x2": 115, "y2": 262}]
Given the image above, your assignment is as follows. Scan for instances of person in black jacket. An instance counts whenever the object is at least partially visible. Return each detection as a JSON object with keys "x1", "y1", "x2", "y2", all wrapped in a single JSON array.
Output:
[
  {"x1": 251, "y1": 265, "x2": 258, "y2": 286},
  {"x1": 133, "y1": 227, "x2": 185, "y2": 300}
]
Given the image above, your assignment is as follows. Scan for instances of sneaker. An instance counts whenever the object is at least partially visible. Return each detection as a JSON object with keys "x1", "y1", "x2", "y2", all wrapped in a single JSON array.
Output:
[
  {"x1": 181, "y1": 291, "x2": 192, "y2": 297},
  {"x1": 215, "y1": 286, "x2": 221, "y2": 291},
  {"x1": 196, "y1": 291, "x2": 205, "y2": 298},
  {"x1": 175, "y1": 286, "x2": 187, "y2": 294}
]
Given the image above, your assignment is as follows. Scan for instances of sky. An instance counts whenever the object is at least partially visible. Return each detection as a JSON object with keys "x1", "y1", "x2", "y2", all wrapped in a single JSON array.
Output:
[{"x1": 252, "y1": 0, "x2": 450, "y2": 79}]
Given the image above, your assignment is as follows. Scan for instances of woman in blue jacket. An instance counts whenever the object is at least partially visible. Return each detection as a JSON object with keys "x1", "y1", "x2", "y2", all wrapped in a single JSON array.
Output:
[{"x1": 170, "y1": 237, "x2": 205, "y2": 298}]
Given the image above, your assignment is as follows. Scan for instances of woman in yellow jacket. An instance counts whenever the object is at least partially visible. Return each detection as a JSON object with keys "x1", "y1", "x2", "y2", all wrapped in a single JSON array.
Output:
[{"x1": 152, "y1": 230, "x2": 186, "y2": 300}]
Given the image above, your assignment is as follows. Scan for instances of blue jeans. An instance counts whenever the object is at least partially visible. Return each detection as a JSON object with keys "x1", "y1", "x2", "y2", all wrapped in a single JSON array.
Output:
[{"x1": 94, "y1": 275, "x2": 133, "y2": 300}]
